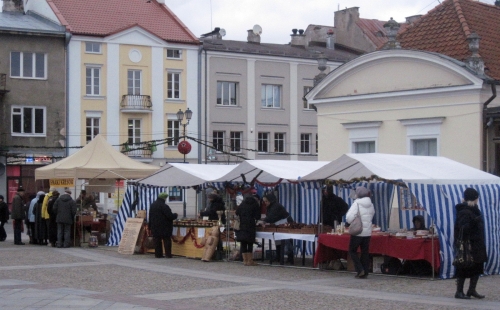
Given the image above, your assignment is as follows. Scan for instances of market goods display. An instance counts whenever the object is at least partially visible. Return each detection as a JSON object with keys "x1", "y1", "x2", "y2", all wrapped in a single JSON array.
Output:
[{"x1": 256, "y1": 223, "x2": 332, "y2": 234}]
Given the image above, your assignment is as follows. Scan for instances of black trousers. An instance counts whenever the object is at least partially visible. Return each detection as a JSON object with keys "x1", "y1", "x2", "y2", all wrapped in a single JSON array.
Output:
[
  {"x1": 348, "y1": 235, "x2": 371, "y2": 274},
  {"x1": 0, "y1": 221, "x2": 6, "y2": 241},
  {"x1": 14, "y1": 219, "x2": 23, "y2": 244},
  {"x1": 154, "y1": 237, "x2": 172, "y2": 258},
  {"x1": 240, "y1": 241, "x2": 253, "y2": 253}
]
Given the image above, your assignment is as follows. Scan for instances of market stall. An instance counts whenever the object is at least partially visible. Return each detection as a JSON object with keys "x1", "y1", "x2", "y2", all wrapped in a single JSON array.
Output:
[{"x1": 301, "y1": 153, "x2": 500, "y2": 279}]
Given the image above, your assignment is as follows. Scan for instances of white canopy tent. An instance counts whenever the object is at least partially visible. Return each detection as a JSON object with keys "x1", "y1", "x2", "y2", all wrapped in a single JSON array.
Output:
[{"x1": 301, "y1": 153, "x2": 500, "y2": 279}]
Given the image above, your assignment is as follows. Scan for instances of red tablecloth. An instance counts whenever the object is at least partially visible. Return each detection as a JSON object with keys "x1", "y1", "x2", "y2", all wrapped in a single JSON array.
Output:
[{"x1": 314, "y1": 234, "x2": 440, "y2": 270}]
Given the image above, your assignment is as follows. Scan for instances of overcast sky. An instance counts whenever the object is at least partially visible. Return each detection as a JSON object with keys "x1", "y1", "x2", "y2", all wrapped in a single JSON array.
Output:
[{"x1": 165, "y1": 0, "x2": 497, "y2": 44}]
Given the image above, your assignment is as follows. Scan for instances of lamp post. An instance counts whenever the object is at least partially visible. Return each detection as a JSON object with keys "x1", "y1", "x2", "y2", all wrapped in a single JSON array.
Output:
[{"x1": 176, "y1": 108, "x2": 193, "y2": 218}]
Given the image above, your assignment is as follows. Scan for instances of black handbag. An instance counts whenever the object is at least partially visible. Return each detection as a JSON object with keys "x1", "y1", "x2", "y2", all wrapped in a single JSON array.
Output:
[{"x1": 453, "y1": 227, "x2": 474, "y2": 269}]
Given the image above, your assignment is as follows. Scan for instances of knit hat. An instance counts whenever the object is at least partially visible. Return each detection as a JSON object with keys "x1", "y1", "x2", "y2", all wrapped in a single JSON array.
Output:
[
  {"x1": 158, "y1": 192, "x2": 169, "y2": 199},
  {"x1": 463, "y1": 188, "x2": 479, "y2": 201},
  {"x1": 355, "y1": 186, "x2": 371, "y2": 198}
]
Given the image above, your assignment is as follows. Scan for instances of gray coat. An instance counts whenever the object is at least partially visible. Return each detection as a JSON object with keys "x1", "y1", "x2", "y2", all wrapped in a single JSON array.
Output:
[
  {"x1": 53, "y1": 194, "x2": 77, "y2": 224},
  {"x1": 11, "y1": 193, "x2": 26, "y2": 220}
]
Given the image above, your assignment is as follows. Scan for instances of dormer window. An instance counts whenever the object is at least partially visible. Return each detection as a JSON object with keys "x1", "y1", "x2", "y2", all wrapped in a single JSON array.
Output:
[
  {"x1": 85, "y1": 42, "x2": 102, "y2": 54},
  {"x1": 167, "y1": 49, "x2": 181, "y2": 59}
]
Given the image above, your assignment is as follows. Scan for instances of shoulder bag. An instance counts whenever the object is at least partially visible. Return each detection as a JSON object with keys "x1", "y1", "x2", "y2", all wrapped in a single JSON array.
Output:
[
  {"x1": 348, "y1": 204, "x2": 363, "y2": 236},
  {"x1": 453, "y1": 226, "x2": 474, "y2": 269}
]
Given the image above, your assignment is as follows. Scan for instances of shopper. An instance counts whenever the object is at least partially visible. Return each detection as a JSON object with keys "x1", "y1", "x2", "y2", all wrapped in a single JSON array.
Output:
[
  {"x1": 261, "y1": 192, "x2": 294, "y2": 264},
  {"x1": 47, "y1": 190, "x2": 60, "y2": 247},
  {"x1": 11, "y1": 187, "x2": 26, "y2": 245},
  {"x1": 148, "y1": 192, "x2": 178, "y2": 258},
  {"x1": 53, "y1": 190, "x2": 77, "y2": 248},
  {"x1": 454, "y1": 188, "x2": 487, "y2": 299},
  {"x1": 236, "y1": 194, "x2": 261, "y2": 266},
  {"x1": 346, "y1": 186, "x2": 375, "y2": 279},
  {"x1": 0, "y1": 195, "x2": 9, "y2": 241},
  {"x1": 33, "y1": 194, "x2": 47, "y2": 245},
  {"x1": 28, "y1": 191, "x2": 44, "y2": 244}
]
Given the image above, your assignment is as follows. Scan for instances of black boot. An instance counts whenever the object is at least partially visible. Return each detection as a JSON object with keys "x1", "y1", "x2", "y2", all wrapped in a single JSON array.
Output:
[
  {"x1": 455, "y1": 277, "x2": 471, "y2": 299},
  {"x1": 274, "y1": 245, "x2": 281, "y2": 263},
  {"x1": 467, "y1": 275, "x2": 485, "y2": 299}
]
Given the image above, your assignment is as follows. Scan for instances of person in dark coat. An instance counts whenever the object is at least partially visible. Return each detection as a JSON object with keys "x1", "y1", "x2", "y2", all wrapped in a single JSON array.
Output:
[
  {"x1": 200, "y1": 193, "x2": 226, "y2": 224},
  {"x1": 261, "y1": 192, "x2": 294, "y2": 264},
  {"x1": 47, "y1": 191, "x2": 60, "y2": 247},
  {"x1": 454, "y1": 188, "x2": 487, "y2": 299},
  {"x1": 33, "y1": 194, "x2": 47, "y2": 245},
  {"x1": 53, "y1": 190, "x2": 77, "y2": 248},
  {"x1": 236, "y1": 195, "x2": 261, "y2": 266},
  {"x1": 148, "y1": 192, "x2": 178, "y2": 258},
  {"x1": 11, "y1": 187, "x2": 26, "y2": 245},
  {"x1": 321, "y1": 185, "x2": 348, "y2": 227},
  {"x1": 0, "y1": 195, "x2": 10, "y2": 241}
]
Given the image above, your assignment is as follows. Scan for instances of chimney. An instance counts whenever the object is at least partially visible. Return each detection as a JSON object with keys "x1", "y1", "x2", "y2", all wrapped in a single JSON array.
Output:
[
  {"x1": 405, "y1": 15, "x2": 422, "y2": 25},
  {"x1": 466, "y1": 32, "x2": 484, "y2": 75},
  {"x1": 2, "y1": 0, "x2": 24, "y2": 12},
  {"x1": 156, "y1": 0, "x2": 166, "y2": 4},
  {"x1": 496, "y1": 0, "x2": 500, "y2": 7},
  {"x1": 326, "y1": 29, "x2": 335, "y2": 50},
  {"x1": 247, "y1": 29, "x2": 260, "y2": 44},
  {"x1": 383, "y1": 17, "x2": 401, "y2": 49},
  {"x1": 291, "y1": 29, "x2": 306, "y2": 47}
]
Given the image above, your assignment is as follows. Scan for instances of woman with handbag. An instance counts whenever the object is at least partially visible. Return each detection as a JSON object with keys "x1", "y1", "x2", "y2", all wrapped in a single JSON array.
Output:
[
  {"x1": 235, "y1": 194, "x2": 261, "y2": 266},
  {"x1": 345, "y1": 186, "x2": 375, "y2": 279},
  {"x1": 453, "y1": 188, "x2": 487, "y2": 299}
]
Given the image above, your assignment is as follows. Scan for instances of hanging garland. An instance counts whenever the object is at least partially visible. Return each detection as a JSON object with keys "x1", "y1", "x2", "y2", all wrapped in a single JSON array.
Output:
[{"x1": 171, "y1": 227, "x2": 205, "y2": 249}]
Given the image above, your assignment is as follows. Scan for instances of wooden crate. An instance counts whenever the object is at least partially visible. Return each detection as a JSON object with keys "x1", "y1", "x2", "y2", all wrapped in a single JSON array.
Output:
[{"x1": 300, "y1": 227, "x2": 316, "y2": 234}]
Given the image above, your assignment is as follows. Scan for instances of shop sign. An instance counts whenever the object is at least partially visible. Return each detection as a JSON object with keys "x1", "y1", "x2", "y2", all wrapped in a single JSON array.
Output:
[{"x1": 49, "y1": 178, "x2": 75, "y2": 187}]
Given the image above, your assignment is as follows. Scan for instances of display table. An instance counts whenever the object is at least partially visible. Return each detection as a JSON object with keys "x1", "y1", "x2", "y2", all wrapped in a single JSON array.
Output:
[
  {"x1": 170, "y1": 226, "x2": 211, "y2": 259},
  {"x1": 255, "y1": 231, "x2": 316, "y2": 267},
  {"x1": 314, "y1": 234, "x2": 440, "y2": 271},
  {"x1": 74, "y1": 219, "x2": 110, "y2": 246}
]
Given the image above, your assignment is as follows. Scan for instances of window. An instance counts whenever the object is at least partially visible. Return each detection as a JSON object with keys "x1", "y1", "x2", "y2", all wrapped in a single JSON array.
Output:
[
  {"x1": 86, "y1": 117, "x2": 100, "y2": 143},
  {"x1": 128, "y1": 119, "x2": 141, "y2": 144},
  {"x1": 217, "y1": 82, "x2": 237, "y2": 105},
  {"x1": 303, "y1": 86, "x2": 314, "y2": 109},
  {"x1": 10, "y1": 52, "x2": 46, "y2": 79},
  {"x1": 274, "y1": 133, "x2": 285, "y2": 153},
  {"x1": 354, "y1": 141, "x2": 375, "y2": 153},
  {"x1": 85, "y1": 67, "x2": 101, "y2": 95},
  {"x1": 85, "y1": 42, "x2": 101, "y2": 54},
  {"x1": 230, "y1": 132, "x2": 242, "y2": 153},
  {"x1": 300, "y1": 133, "x2": 311, "y2": 154},
  {"x1": 258, "y1": 132, "x2": 269, "y2": 153},
  {"x1": 167, "y1": 120, "x2": 180, "y2": 146},
  {"x1": 168, "y1": 72, "x2": 180, "y2": 99},
  {"x1": 412, "y1": 139, "x2": 437, "y2": 156},
  {"x1": 12, "y1": 106, "x2": 45, "y2": 136},
  {"x1": 127, "y1": 70, "x2": 141, "y2": 95},
  {"x1": 261, "y1": 84, "x2": 281, "y2": 108},
  {"x1": 213, "y1": 131, "x2": 225, "y2": 152},
  {"x1": 168, "y1": 187, "x2": 183, "y2": 202},
  {"x1": 167, "y1": 49, "x2": 181, "y2": 59}
]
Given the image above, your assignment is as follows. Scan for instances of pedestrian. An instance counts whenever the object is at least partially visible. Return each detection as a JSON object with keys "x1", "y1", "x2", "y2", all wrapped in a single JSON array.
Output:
[
  {"x1": 53, "y1": 190, "x2": 77, "y2": 248},
  {"x1": 11, "y1": 187, "x2": 27, "y2": 245},
  {"x1": 0, "y1": 195, "x2": 10, "y2": 241},
  {"x1": 33, "y1": 194, "x2": 47, "y2": 245},
  {"x1": 346, "y1": 186, "x2": 375, "y2": 279},
  {"x1": 28, "y1": 191, "x2": 44, "y2": 244},
  {"x1": 235, "y1": 194, "x2": 261, "y2": 266},
  {"x1": 454, "y1": 188, "x2": 487, "y2": 299},
  {"x1": 148, "y1": 192, "x2": 178, "y2": 258},
  {"x1": 47, "y1": 190, "x2": 60, "y2": 247}
]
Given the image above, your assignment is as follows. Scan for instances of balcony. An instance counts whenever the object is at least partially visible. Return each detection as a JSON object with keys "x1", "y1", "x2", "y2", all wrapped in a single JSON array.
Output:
[
  {"x1": 120, "y1": 95, "x2": 152, "y2": 113},
  {"x1": 122, "y1": 142, "x2": 155, "y2": 159},
  {"x1": 0, "y1": 73, "x2": 10, "y2": 97}
]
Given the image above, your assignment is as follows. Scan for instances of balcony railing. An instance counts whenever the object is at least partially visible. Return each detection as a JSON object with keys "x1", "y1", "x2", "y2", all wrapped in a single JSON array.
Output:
[
  {"x1": 0, "y1": 73, "x2": 9, "y2": 96},
  {"x1": 122, "y1": 142, "x2": 154, "y2": 158},
  {"x1": 120, "y1": 95, "x2": 152, "y2": 111}
]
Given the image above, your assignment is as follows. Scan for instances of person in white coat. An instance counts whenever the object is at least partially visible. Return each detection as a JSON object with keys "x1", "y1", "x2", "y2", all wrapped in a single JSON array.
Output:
[{"x1": 346, "y1": 186, "x2": 375, "y2": 279}]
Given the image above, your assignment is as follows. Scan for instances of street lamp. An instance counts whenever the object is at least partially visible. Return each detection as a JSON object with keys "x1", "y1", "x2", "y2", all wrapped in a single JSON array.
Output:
[{"x1": 176, "y1": 108, "x2": 193, "y2": 219}]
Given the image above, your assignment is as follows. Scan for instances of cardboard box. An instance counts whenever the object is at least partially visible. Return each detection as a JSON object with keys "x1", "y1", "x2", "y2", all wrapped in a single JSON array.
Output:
[{"x1": 372, "y1": 256, "x2": 384, "y2": 273}]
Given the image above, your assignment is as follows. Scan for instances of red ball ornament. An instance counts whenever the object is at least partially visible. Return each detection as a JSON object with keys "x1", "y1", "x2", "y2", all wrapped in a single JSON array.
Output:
[{"x1": 177, "y1": 141, "x2": 192, "y2": 155}]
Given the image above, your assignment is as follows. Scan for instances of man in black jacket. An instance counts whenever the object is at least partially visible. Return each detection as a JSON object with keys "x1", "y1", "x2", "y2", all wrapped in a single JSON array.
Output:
[
  {"x1": 53, "y1": 190, "x2": 77, "y2": 248},
  {"x1": 11, "y1": 187, "x2": 26, "y2": 245},
  {"x1": 148, "y1": 192, "x2": 178, "y2": 258}
]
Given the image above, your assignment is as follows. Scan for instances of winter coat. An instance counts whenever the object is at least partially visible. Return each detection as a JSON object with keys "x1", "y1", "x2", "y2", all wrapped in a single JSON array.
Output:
[
  {"x1": 321, "y1": 191, "x2": 348, "y2": 226},
  {"x1": 41, "y1": 192, "x2": 52, "y2": 219},
  {"x1": 200, "y1": 195, "x2": 226, "y2": 223},
  {"x1": 148, "y1": 197, "x2": 178, "y2": 238},
  {"x1": 345, "y1": 197, "x2": 375, "y2": 237},
  {"x1": 235, "y1": 196, "x2": 261, "y2": 243},
  {"x1": 53, "y1": 194, "x2": 77, "y2": 225},
  {"x1": 28, "y1": 192, "x2": 44, "y2": 223},
  {"x1": 0, "y1": 201, "x2": 9, "y2": 223},
  {"x1": 11, "y1": 193, "x2": 26, "y2": 220},
  {"x1": 47, "y1": 195, "x2": 59, "y2": 218},
  {"x1": 454, "y1": 203, "x2": 487, "y2": 264},
  {"x1": 263, "y1": 193, "x2": 293, "y2": 224}
]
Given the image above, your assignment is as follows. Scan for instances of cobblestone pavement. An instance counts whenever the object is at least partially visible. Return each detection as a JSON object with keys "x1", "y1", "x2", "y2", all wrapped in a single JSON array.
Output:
[{"x1": 1, "y1": 226, "x2": 499, "y2": 310}]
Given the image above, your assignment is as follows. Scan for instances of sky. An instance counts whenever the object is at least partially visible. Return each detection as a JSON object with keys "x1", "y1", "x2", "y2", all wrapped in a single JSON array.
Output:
[{"x1": 164, "y1": 0, "x2": 497, "y2": 44}]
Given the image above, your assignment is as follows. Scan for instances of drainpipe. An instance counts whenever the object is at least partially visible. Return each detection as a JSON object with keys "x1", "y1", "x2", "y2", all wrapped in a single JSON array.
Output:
[
  {"x1": 64, "y1": 31, "x2": 72, "y2": 157},
  {"x1": 204, "y1": 47, "x2": 208, "y2": 164},
  {"x1": 482, "y1": 82, "x2": 497, "y2": 171},
  {"x1": 197, "y1": 44, "x2": 202, "y2": 164}
]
